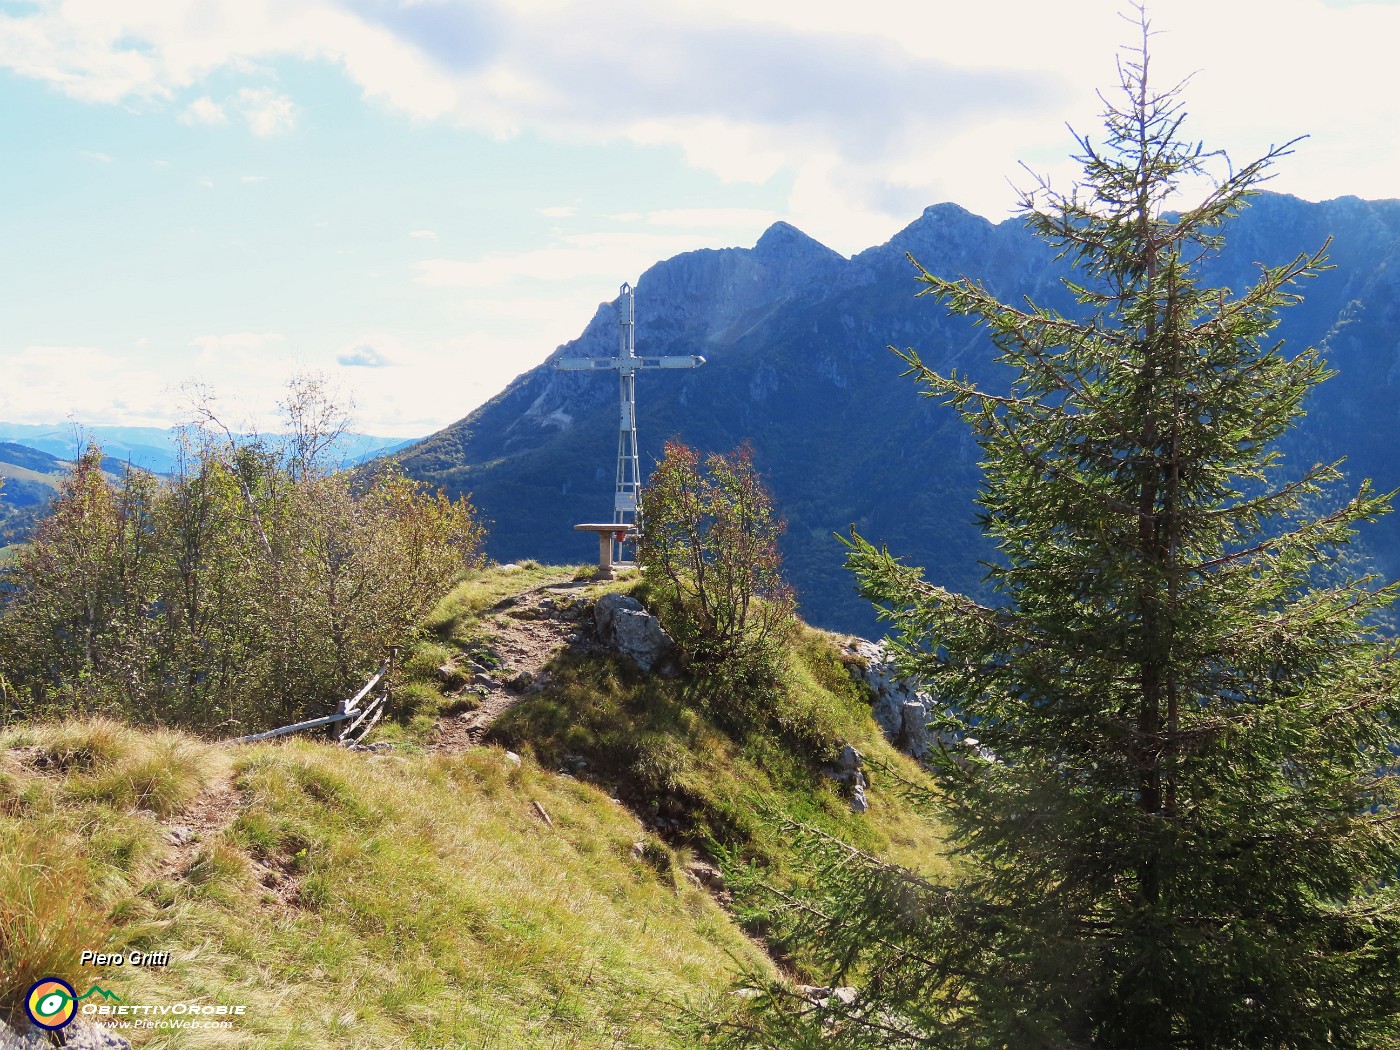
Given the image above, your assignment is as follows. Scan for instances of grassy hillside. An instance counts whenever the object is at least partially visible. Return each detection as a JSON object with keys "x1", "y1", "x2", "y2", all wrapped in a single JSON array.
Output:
[
  {"x1": 0, "y1": 565, "x2": 948, "y2": 1047},
  {"x1": 1, "y1": 721, "x2": 772, "y2": 1048},
  {"x1": 398, "y1": 565, "x2": 948, "y2": 882}
]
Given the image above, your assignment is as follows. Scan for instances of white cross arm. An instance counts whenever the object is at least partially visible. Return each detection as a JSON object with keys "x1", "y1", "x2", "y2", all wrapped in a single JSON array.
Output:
[
  {"x1": 553, "y1": 354, "x2": 704, "y2": 371},
  {"x1": 554, "y1": 357, "x2": 621, "y2": 371},
  {"x1": 637, "y1": 355, "x2": 705, "y2": 369}
]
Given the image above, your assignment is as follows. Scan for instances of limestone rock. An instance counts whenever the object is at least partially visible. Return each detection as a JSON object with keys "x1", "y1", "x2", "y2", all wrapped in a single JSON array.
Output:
[
  {"x1": 899, "y1": 701, "x2": 931, "y2": 758},
  {"x1": 795, "y1": 984, "x2": 859, "y2": 1009},
  {"x1": 834, "y1": 743, "x2": 868, "y2": 813},
  {"x1": 842, "y1": 639, "x2": 935, "y2": 759},
  {"x1": 0, "y1": 1019, "x2": 44, "y2": 1050},
  {"x1": 594, "y1": 593, "x2": 676, "y2": 673},
  {"x1": 837, "y1": 743, "x2": 862, "y2": 773},
  {"x1": 434, "y1": 662, "x2": 467, "y2": 690},
  {"x1": 828, "y1": 986, "x2": 859, "y2": 1007},
  {"x1": 849, "y1": 778, "x2": 868, "y2": 815}
]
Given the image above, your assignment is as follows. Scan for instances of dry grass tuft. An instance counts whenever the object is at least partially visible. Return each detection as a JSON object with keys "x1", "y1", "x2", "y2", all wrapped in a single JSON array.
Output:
[{"x1": 0, "y1": 825, "x2": 107, "y2": 1030}]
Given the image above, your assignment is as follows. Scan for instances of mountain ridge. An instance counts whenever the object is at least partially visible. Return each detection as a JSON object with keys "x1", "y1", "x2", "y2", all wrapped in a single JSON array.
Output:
[{"x1": 377, "y1": 193, "x2": 1400, "y2": 633}]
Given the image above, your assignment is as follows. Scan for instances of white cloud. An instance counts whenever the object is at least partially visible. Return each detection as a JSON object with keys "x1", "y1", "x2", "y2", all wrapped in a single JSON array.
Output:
[
  {"x1": 0, "y1": 346, "x2": 171, "y2": 427},
  {"x1": 329, "y1": 329, "x2": 576, "y2": 436},
  {"x1": 241, "y1": 174, "x2": 266, "y2": 183},
  {"x1": 643, "y1": 207, "x2": 779, "y2": 229},
  {"x1": 4, "y1": 0, "x2": 1399, "y2": 250},
  {"x1": 77, "y1": 149, "x2": 111, "y2": 163},
  {"x1": 337, "y1": 342, "x2": 396, "y2": 368},
  {"x1": 180, "y1": 96, "x2": 227, "y2": 125},
  {"x1": 236, "y1": 87, "x2": 295, "y2": 136},
  {"x1": 197, "y1": 176, "x2": 214, "y2": 188},
  {"x1": 414, "y1": 229, "x2": 743, "y2": 290},
  {"x1": 0, "y1": 337, "x2": 436, "y2": 438},
  {"x1": 7, "y1": 0, "x2": 1400, "y2": 441},
  {"x1": 189, "y1": 332, "x2": 285, "y2": 357}
]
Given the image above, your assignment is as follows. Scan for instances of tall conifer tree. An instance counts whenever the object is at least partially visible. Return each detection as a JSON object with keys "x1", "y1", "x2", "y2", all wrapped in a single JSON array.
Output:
[{"x1": 717, "y1": 13, "x2": 1400, "y2": 1049}]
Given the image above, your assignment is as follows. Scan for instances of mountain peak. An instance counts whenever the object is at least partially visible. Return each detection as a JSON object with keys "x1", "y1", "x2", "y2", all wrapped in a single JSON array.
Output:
[{"x1": 753, "y1": 220, "x2": 841, "y2": 262}]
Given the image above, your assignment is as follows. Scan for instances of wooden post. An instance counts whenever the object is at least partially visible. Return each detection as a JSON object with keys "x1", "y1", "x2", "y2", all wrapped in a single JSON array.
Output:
[{"x1": 329, "y1": 698, "x2": 348, "y2": 742}]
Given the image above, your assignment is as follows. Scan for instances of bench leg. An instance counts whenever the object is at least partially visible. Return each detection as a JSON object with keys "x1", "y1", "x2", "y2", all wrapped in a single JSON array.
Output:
[{"x1": 597, "y1": 533, "x2": 615, "y2": 579}]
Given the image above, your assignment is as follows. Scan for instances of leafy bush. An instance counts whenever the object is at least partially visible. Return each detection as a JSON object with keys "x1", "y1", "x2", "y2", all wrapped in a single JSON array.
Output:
[
  {"x1": 0, "y1": 438, "x2": 484, "y2": 735},
  {"x1": 638, "y1": 441, "x2": 796, "y2": 678}
]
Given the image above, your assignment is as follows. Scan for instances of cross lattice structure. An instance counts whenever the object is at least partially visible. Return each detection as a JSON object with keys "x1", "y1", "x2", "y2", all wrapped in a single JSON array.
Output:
[{"x1": 555, "y1": 282, "x2": 704, "y2": 567}]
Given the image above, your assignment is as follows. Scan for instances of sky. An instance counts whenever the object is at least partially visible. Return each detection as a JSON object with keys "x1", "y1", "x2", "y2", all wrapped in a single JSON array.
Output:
[{"x1": 2, "y1": 0, "x2": 1399, "y2": 438}]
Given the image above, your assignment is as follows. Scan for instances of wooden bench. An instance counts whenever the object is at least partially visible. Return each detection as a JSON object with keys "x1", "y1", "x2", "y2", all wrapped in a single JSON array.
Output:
[{"x1": 574, "y1": 523, "x2": 635, "y2": 579}]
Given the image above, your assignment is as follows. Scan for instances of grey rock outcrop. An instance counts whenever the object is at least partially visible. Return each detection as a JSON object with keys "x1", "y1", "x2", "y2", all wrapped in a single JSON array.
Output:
[
  {"x1": 849, "y1": 781, "x2": 868, "y2": 814},
  {"x1": 900, "y1": 701, "x2": 931, "y2": 758},
  {"x1": 844, "y1": 640, "x2": 935, "y2": 758},
  {"x1": 594, "y1": 593, "x2": 676, "y2": 673},
  {"x1": 844, "y1": 639, "x2": 999, "y2": 766},
  {"x1": 2, "y1": 1019, "x2": 132, "y2": 1049},
  {"x1": 796, "y1": 984, "x2": 859, "y2": 1009},
  {"x1": 834, "y1": 742, "x2": 868, "y2": 814}
]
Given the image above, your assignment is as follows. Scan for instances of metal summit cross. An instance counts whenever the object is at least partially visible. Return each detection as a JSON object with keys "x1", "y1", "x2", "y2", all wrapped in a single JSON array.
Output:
[{"x1": 555, "y1": 282, "x2": 703, "y2": 572}]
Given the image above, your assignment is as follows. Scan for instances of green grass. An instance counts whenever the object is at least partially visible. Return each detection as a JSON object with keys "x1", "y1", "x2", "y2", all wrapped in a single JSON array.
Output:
[
  {"x1": 0, "y1": 564, "x2": 951, "y2": 1046},
  {"x1": 1, "y1": 722, "x2": 771, "y2": 1048},
  {"x1": 0, "y1": 459, "x2": 66, "y2": 488},
  {"x1": 0, "y1": 719, "x2": 209, "y2": 1031},
  {"x1": 490, "y1": 623, "x2": 949, "y2": 881},
  {"x1": 380, "y1": 562, "x2": 614, "y2": 748},
  {"x1": 418, "y1": 562, "x2": 588, "y2": 640}
]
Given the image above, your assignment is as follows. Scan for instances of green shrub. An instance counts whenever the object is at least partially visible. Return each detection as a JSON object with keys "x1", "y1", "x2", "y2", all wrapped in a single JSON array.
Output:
[
  {"x1": 0, "y1": 398, "x2": 486, "y2": 737},
  {"x1": 638, "y1": 441, "x2": 796, "y2": 678}
]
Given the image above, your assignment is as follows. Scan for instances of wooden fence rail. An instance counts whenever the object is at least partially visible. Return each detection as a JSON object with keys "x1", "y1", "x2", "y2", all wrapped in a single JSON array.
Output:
[{"x1": 231, "y1": 648, "x2": 396, "y2": 747}]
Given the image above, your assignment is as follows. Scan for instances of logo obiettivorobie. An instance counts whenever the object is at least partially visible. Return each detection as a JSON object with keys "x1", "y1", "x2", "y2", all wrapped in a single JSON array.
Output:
[{"x1": 24, "y1": 978, "x2": 121, "y2": 1031}]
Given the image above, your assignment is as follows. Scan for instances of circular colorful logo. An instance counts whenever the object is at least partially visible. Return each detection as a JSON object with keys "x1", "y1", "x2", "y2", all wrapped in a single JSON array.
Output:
[{"x1": 25, "y1": 977, "x2": 77, "y2": 1030}]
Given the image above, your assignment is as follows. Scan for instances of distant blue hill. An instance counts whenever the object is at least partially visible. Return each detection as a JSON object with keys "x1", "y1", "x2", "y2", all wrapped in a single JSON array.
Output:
[
  {"x1": 0, "y1": 429, "x2": 419, "y2": 550},
  {"x1": 0, "y1": 425, "x2": 419, "y2": 476}
]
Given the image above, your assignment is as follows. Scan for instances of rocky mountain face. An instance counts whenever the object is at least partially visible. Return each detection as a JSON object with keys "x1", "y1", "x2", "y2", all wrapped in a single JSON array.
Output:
[{"x1": 396, "y1": 193, "x2": 1400, "y2": 636}]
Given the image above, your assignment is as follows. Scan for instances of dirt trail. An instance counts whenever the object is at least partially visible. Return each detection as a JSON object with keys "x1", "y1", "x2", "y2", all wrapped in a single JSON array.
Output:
[
  {"x1": 430, "y1": 579, "x2": 603, "y2": 753},
  {"x1": 156, "y1": 578, "x2": 603, "y2": 871},
  {"x1": 157, "y1": 767, "x2": 242, "y2": 880}
]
